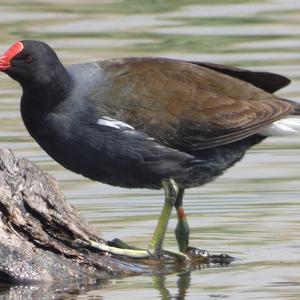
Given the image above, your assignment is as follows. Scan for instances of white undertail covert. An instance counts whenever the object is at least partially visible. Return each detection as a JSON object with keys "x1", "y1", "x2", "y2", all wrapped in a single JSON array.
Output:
[{"x1": 259, "y1": 117, "x2": 300, "y2": 136}]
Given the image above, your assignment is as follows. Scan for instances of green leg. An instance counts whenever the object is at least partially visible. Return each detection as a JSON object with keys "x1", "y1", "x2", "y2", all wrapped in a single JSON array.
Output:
[
  {"x1": 174, "y1": 189, "x2": 210, "y2": 260},
  {"x1": 77, "y1": 178, "x2": 188, "y2": 260},
  {"x1": 148, "y1": 178, "x2": 178, "y2": 255},
  {"x1": 174, "y1": 188, "x2": 190, "y2": 252}
]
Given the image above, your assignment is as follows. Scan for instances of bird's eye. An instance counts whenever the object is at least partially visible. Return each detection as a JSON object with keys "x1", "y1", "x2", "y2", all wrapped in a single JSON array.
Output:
[{"x1": 24, "y1": 55, "x2": 33, "y2": 64}]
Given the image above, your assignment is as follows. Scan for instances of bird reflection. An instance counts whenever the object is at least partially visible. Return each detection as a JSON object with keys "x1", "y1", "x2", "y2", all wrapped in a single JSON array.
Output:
[{"x1": 152, "y1": 254, "x2": 233, "y2": 299}]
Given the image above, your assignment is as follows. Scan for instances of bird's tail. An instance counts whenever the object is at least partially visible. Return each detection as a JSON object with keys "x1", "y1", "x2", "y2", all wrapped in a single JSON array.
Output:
[{"x1": 259, "y1": 98, "x2": 300, "y2": 137}]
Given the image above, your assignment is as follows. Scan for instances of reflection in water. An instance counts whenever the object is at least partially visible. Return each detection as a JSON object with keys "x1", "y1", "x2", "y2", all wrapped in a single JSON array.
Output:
[
  {"x1": 0, "y1": 0, "x2": 300, "y2": 299},
  {"x1": 0, "y1": 259, "x2": 230, "y2": 300},
  {"x1": 0, "y1": 281, "x2": 106, "y2": 300},
  {"x1": 176, "y1": 272, "x2": 191, "y2": 300},
  {"x1": 153, "y1": 257, "x2": 231, "y2": 300},
  {"x1": 153, "y1": 270, "x2": 193, "y2": 299},
  {"x1": 0, "y1": 273, "x2": 190, "y2": 300},
  {"x1": 153, "y1": 273, "x2": 191, "y2": 300}
]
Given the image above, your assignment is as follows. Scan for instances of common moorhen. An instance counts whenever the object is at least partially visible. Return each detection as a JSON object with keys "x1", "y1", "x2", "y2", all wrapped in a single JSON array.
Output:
[{"x1": 0, "y1": 40, "x2": 299, "y2": 260}]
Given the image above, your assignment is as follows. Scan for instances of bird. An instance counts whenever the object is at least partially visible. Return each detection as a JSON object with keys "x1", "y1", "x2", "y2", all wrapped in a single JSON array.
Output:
[{"x1": 0, "y1": 40, "x2": 299, "y2": 260}]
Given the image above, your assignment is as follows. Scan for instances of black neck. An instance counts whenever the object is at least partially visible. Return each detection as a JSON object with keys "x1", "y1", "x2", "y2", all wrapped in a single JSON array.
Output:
[{"x1": 20, "y1": 65, "x2": 73, "y2": 135}]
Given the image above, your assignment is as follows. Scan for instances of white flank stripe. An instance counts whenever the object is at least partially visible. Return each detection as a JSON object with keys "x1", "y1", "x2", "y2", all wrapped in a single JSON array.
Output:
[
  {"x1": 97, "y1": 118, "x2": 120, "y2": 129},
  {"x1": 97, "y1": 116, "x2": 134, "y2": 130},
  {"x1": 259, "y1": 116, "x2": 300, "y2": 136}
]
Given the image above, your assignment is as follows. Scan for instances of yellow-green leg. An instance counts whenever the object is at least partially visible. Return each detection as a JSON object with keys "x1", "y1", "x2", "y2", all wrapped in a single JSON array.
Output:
[
  {"x1": 148, "y1": 178, "x2": 178, "y2": 255},
  {"x1": 80, "y1": 178, "x2": 188, "y2": 260}
]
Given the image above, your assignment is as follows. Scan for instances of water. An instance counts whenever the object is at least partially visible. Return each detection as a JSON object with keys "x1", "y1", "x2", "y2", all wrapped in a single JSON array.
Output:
[{"x1": 0, "y1": 0, "x2": 300, "y2": 299}]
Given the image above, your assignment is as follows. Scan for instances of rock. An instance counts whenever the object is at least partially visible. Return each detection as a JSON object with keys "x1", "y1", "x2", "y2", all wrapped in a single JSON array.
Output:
[{"x1": 0, "y1": 147, "x2": 148, "y2": 283}]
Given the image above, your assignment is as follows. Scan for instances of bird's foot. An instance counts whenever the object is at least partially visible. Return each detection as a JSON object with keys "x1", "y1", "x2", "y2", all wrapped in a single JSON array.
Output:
[
  {"x1": 73, "y1": 238, "x2": 189, "y2": 261},
  {"x1": 209, "y1": 253, "x2": 236, "y2": 265},
  {"x1": 73, "y1": 238, "x2": 151, "y2": 259},
  {"x1": 110, "y1": 238, "x2": 189, "y2": 261},
  {"x1": 74, "y1": 239, "x2": 234, "y2": 265},
  {"x1": 183, "y1": 246, "x2": 209, "y2": 261},
  {"x1": 183, "y1": 246, "x2": 235, "y2": 265}
]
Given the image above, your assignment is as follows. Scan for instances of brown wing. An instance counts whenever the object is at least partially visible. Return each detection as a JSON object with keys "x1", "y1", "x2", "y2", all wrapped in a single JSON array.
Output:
[{"x1": 94, "y1": 57, "x2": 293, "y2": 150}]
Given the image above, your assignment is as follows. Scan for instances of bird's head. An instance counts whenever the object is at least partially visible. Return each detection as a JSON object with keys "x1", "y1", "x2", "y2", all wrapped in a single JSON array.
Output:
[{"x1": 0, "y1": 40, "x2": 64, "y2": 87}]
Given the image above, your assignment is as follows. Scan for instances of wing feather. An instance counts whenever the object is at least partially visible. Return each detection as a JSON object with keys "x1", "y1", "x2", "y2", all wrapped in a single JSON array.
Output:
[{"x1": 92, "y1": 57, "x2": 293, "y2": 151}]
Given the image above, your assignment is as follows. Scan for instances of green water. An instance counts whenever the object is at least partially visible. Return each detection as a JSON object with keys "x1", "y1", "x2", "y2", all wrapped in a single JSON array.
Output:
[{"x1": 0, "y1": 0, "x2": 300, "y2": 299}]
